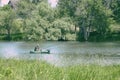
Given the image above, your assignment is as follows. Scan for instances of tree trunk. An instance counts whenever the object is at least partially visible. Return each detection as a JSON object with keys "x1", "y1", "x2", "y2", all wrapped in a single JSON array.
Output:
[
  {"x1": 81, "y1": 19, "x2": 88, "y2": 41},
  {"x1": 80, "y1": 19, "x2": 85, "y2": 41},
  {"x1": 7, "y1": 28, "x2": 11, "y2": 41},
  {"x1": 83, "y1": 24, "x2": 91, "y2": 41}
]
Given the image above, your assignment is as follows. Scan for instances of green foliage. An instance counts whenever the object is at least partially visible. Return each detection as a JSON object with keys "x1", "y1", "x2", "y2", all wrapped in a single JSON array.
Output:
[
  {"x1": 0, "y1": 5, "x2": 16, "y2": 40},
  {"x1": 75, "y1": 0, "x2": 113, "y2": 40},
  {"x1": 58, "y1": 0, "x2": 79, "y2": 17},
  {"x1": 65, "y1": 33, "x2": 76, "y2": 41},
  {"x1": 110, "y1": 0, "x2": 120, "y2": 23},
  {"x1": 25, "y1": 17, "x2": 49, "y2": 41},
  {"x1": 12, "y1": 19, "x2": 24, "y2": 33},
  {"x1": 0, "y1": 59, "x2": 120, "y2": 80},
  {"x1": 17, "y1": 0, "x2": 35, "y2": 18},
  {"x1": 50, "y1": 18, "x2": 75, "y2": 40},
  {"x1": 0, "y1": 0, "x2": 120, "y2": 41},
  {"x1": 47, "y1": 28, "x2": 61, "y2": 40},
  {"x1": 36, "y1": 2, "x2": 55, "y2": 22}
]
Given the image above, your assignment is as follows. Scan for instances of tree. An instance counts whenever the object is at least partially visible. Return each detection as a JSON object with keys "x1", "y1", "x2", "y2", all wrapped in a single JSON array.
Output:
[
  {"x1": 16, "y1": 0, "x2": 35, "y2": 19},
  {"x1": 58, "y1": 0, "x2": 79, "y2": 17},
  {"x1": 110, "y1": 0, "x2": 120, "y2": 22},
  {"x1": 75, "y1": 0, "x2": 93, "y2": 40},
  {"x1": 0, "y1": 5, "x2": 16, "y2": 40},
  {"x1": 36, "y1": 1, "x2": 55, "y2": 22},
  {"x1": 24, "y1": 15, "x2": 50, "y2": 41},
  {"x1": 50, "y1": 18, "x2": 75, "y2": 40},
  {"x1": 75, "y1": 0, "x2": 112, "y2": 41}
]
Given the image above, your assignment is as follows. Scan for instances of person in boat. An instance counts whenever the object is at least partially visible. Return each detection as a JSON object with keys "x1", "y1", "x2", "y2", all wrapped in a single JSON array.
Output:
[{"x1": 34, "y1": 44, "x2": 40, "y2": 51}]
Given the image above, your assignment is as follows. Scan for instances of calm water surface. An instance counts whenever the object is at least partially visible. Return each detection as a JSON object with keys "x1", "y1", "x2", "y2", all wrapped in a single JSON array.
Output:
[{"x1": 0, "y1": 41, "x2": 120, "y2": 66}]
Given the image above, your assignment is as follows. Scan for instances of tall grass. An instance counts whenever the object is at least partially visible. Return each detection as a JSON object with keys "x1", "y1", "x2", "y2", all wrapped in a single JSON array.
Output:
[{"x1": 0, "y1": 59, "x2": 120, "y2": 80}]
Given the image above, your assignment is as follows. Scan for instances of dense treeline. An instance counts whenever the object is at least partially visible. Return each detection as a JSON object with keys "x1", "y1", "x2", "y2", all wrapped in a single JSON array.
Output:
[{"x1": 0, "y1": 0, "x2": 120, "y2": 41}]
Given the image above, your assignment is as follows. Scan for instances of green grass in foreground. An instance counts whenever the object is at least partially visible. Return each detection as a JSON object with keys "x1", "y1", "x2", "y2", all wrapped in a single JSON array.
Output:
[{"x1": 0, "y1": 59, "x2": 120, "y2": 80}]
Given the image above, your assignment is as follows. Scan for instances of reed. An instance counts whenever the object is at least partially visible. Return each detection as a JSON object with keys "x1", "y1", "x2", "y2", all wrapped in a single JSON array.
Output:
[{"x1": 0, "y1": 59, "x2": 120, "y2": 80}]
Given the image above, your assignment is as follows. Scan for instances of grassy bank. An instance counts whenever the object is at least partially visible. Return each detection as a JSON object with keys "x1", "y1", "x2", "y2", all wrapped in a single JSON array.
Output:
[{"x1": 0, "y1": 59, "x2": 120, "y2": 80}]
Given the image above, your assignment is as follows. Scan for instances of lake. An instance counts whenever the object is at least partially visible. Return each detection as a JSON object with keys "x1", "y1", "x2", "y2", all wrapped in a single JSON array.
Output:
[{"x1": 0, "y1": 41, "x2": 120, "y2": 66}]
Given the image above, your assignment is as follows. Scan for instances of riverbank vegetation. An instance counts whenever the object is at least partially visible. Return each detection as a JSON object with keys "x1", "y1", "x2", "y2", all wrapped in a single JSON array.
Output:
[
  {"x1": 0, "y1": 0, "x2": 120, "y2": 41},
  {"x1": 0, "y1": 59, "x2": 120, "y2": 80}
]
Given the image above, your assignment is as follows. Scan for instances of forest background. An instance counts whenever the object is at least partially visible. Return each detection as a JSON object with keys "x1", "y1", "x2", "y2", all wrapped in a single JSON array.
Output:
[{"x1": 0, "y1": 0, "x2": 120, "y2": 41}]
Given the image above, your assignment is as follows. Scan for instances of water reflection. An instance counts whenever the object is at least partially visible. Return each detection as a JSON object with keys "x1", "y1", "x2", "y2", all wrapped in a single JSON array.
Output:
[
  {"x1": 2, "y1": 46, "x2": 18, "y2": 58},
  {"x1": 0, "y1": 42, "x2": 19, "y2": 58},
  {"x1": 0, "y1": 41, "x2": 120, "y2": 66}
]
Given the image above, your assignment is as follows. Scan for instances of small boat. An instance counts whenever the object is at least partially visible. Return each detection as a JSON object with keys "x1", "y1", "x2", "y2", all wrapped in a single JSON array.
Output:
[{"x1": 30, "y1": 49, "x2": 50, "y2": 54}]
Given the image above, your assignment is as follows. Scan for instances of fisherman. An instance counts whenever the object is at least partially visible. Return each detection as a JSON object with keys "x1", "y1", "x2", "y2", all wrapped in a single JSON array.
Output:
[{"x1": 34, "y1": 44, "x2": 40, "y2": 51}]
